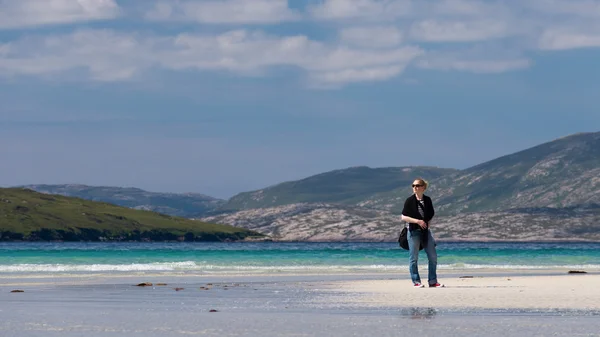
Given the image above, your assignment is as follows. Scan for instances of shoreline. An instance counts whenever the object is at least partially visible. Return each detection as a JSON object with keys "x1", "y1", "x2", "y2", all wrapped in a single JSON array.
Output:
[
  {"x1": 1, "y1": 267, "x2": 598, "y2": 279},
  {"x1": 3, "y1": 271, "x2": 600, "y2": 336},
  {"x1": 4, "y1": 272, "x2": 600, "y2": 301},
  {"x1": 3, "y1": 239, "x2": 600, "y2": 243},
  {"x1": 3, "y1": 270, "x2": 600, "y2": 307},
  {"x1": 1, "y1": 267, "x2": 597, "y2": 280}
]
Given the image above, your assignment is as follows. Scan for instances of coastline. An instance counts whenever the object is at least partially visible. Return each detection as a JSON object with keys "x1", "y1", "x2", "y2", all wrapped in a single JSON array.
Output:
[
  {"x1": 2, "y1": 270, "x2": 600, "y2": 337},
  {"x1": 3, "y1": 241, "x2": 600, "y2": 336},
  {"x1": 3, "y1": 270, "x2": 600, "y2": 310},
  {"x1": 3, "y1": 238, "x2": 600, "y2": 242}
]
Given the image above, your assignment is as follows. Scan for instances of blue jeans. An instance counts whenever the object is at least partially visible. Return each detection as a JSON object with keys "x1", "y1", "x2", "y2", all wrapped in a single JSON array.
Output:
[{"x1": 407, "y1": 228, "x2": 438, "y2": 285}]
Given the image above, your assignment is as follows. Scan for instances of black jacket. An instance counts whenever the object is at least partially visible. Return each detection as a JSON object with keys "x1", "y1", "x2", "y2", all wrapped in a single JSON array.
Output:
[{"x1": 402, "y1": 194, "x2": 435, "y2": 231}]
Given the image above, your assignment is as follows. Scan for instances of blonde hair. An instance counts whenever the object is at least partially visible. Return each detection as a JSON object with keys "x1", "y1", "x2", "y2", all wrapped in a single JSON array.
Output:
[{"x1": 413, "y1": 178, "x2": 428, "y2": 190}]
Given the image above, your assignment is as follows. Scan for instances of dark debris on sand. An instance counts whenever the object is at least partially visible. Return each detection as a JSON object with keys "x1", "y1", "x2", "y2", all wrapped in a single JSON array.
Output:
[{"x1": 136, "y1": 282, "x2": 153, "y2": 287}]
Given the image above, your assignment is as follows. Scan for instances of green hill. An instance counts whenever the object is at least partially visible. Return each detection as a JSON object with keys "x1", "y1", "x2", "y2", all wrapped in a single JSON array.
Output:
[
  {"x1": 22, "y1": 184, "x2": 226, "y2": 218},
  {"x1": 222, "y1": 166, "x2": 458, "y2": 210},
  {"x1": 0, "y1": 188, "x2": 262, "y2": 242}
]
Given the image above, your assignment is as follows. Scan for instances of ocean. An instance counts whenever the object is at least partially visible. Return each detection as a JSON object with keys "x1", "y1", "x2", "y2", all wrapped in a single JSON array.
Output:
[
  {"x1": 3, "y1": 241, "x2": 600, "y2": 337},
  {"x1": 2, "y1": 241, "x2": 600, "y2": 275}
]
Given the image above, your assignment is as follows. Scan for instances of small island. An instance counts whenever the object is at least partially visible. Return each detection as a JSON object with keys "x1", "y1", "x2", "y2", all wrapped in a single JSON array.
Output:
[{"x1": 0, "y1": 188, "x2": 263, "y2": 242}]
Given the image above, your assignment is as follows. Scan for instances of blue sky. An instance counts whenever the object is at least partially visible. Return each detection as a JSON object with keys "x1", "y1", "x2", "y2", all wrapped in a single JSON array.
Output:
[{"x1": 1, "y1": 0, "x2": 599, "y2": 199}]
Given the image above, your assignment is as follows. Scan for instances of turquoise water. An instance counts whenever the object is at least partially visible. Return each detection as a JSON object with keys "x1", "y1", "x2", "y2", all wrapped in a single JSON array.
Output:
[{"x1": 1, "y1": 242, "x2": 600, "y2": 274}]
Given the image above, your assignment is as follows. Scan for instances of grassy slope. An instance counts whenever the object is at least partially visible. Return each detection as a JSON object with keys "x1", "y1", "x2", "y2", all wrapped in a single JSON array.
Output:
[
  {"x1": 22, "y1": 184, "x2": 226, "y2": 218},
  {"x1": 224, "y1": 166, "x2": 458, "y2": 210},
  {"x1": 0, "y1": 188, "x2": 262, "y2": 241}
]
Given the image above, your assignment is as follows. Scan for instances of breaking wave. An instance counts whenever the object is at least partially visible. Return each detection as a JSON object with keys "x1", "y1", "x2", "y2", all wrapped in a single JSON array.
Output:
[{"x1": 2, "y1": 262, "x2": 599, "y2": 274}]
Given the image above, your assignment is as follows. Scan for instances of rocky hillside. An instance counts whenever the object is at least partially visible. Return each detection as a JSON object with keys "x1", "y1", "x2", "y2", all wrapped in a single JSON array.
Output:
[
  {"x1": 432, "y1": 132, "x2": 600, "y2": 214},
  {"x1": 23, "y1": 184, "x2": 226, "y2": 218},
  {"x1": 223, "y1": 166, "x2": 457, "y2": 210},
  {"x1": 203, "y1": 132, "x2": 600, "y2": 242},
  {"x1": 202, "y1": 203, "x2": 403, "y2": 241},
  {"x1": 202, "y1": 203, "x2": 600, "y2": 242},
  {"x1": 223, "y1": 132, "x2": 599, "y2": 216},
  {"x1": 203, "y1": 203, "x2": 402, "y2": 241},
  {"x1": 361, "y1": 132, "x2": 600, "y2": 214}
]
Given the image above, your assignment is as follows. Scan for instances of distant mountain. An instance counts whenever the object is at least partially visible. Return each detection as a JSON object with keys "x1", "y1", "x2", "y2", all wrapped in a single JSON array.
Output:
[
  {"x1": 0, "y1": 188, "x2": 262, "y2": 242},
  {"x1": 22, "y1": 184, "x2": 226, "y2": 218},
  {"x1": 432, "y1": 132, "x2": 600, "y2": 215},
  {"x1": 202, "y1": 203, "x2": 600, "y2": 242},
  {"x1": 223, "y1": 132, "x2": 599, "y2": 216},
  {"x1": 222, "y1": 166, "x2": 458, "y2": 210},
  {"x1": 203, "y1": 132, "x2": 600, "y2": 242},
  {"x1": 17, "y1": 131, "x2": 600, "y2": 242},
  {"x1": 359, "y1": 132, "x2": 600, "y2": 215}
]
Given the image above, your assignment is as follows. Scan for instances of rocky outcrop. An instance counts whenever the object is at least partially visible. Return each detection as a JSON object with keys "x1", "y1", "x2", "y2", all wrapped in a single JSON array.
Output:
[{"x1": 202, "y1": 203, "x2": 600, "y2": 242}]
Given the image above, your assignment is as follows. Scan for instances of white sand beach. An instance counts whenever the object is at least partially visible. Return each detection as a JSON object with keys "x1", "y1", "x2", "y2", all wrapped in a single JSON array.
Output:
[
  {"x1": 1, "y1": 272, "x2": 599, "y2": 337},
  {"x1": 321, "y1": 273, "x2": 600, "y2": 310}
]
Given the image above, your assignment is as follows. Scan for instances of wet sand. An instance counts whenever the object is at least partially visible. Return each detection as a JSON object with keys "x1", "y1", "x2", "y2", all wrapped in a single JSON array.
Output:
[{"x1": 1, "y1": 272, "x2": 599, "y2": 337}]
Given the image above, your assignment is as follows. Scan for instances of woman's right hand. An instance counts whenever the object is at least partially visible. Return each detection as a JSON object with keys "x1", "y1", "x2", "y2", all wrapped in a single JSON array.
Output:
[{"x1": 417, "y1": 220, "x2": 428, "y2": 229}]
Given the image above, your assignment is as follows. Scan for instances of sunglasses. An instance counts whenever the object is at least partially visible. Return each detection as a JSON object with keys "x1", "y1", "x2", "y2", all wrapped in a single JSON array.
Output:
[{"x1": 412, "y1": 184, "x2": 423, "y2": 188}]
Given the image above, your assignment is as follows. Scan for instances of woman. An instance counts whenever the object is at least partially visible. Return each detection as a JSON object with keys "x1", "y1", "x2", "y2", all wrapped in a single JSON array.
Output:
[{"x1": 401, "y1": 178, "x2": 444, "y2": 288}]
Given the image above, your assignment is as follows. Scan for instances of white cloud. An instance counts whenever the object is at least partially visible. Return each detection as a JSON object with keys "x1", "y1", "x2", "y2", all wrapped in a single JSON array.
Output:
[
  {"x1": 0, "y1": 0, "x2": 119, "y2": 29},
  {"x1": 0, "y1": 30, "x2": 146, "y2": 81},
  {"x1": 309, "y1": 0, "x2": 412, "y2": 21},
  {"x1": 4, "y1": 0, "x2": 600, "y2": 86},
  {"x1": 419, "y1": 58, "x2": 531, "y2": 73},
  {"x1": 409, "y1": 20, "x2": 512, "y2": 42},
  {"x1": 308, "y1": 0, "x2": 511, "y2": 21},
  {"x1": 430, "y1": 0, "x2": 510, "y2": 18},
  {"x1": 538, "y1": 27, "x2": 600, "y2": 50},
  {"x1": 417, "y1": 48, "x2": 531, "y2": 73},
  {"x1": 0, "y1": 29, "x2": 423, "y2": 87},
  {"x1": 302, "y1": 0, "x2": 600, "y2": 74},
  {"x1": 145, "y1": 0, "x2": 299, "y2": 24},
  {"x1": 163, "y1": 30, "x2": 423, "y2": 86},
  {"x1": 310, "y1": 65, "x2": 406, "y2": 87},
  {"x1": 307, "y1": 0, "x2": 600, "y2": 47},
  {"x1": 339, "y1": 26, "x2": 403, "y2": 48},
  {"x1": 525, "y1": 0, "x2": 600, "y2": 18}
]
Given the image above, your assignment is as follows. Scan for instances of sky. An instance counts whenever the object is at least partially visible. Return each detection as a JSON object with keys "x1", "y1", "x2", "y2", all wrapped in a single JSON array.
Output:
[{"x1": 0, "y1": 0, "x2": 599, "y2": 199}]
